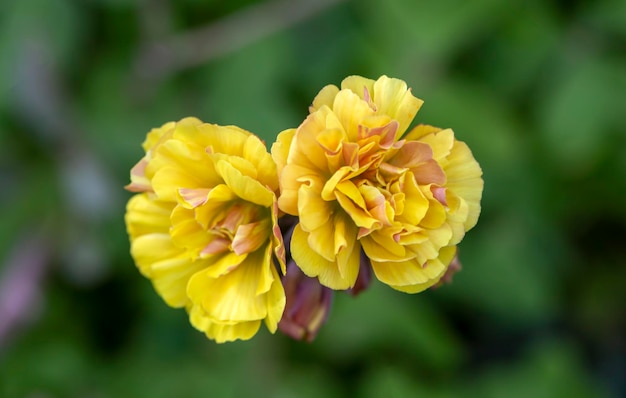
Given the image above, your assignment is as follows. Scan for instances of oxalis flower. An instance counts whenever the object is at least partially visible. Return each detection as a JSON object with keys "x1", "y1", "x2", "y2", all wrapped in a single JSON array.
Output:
[
  {"x1": 272, "y1": 75, "x2": 483, "y2": 293},
  {"x1": 125, "y1": 117, "x2": 286, "y2": 342}
]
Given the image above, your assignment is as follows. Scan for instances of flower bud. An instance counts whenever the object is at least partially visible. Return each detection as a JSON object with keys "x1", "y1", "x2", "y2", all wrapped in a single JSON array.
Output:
[{"x1": 278, "y1": 260, "x2": 333, "y2": 342}]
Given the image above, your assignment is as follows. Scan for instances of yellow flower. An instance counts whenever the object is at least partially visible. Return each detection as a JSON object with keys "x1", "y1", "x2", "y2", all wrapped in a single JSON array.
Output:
[
  {"x1": 125, "y1": 117, "x2": 286, "y2": 342},
  {"x1": 272, "y1": 75, "x2": 483, "y2": 293}
]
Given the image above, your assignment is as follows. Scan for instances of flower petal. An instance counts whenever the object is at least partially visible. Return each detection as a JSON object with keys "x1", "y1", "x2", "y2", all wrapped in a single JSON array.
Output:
[
  {"x1": 372, "y1": 75, "x2": 423, "y2": 136},
  {"x1": 188, "y1": 303, "x2": 262, "y2": 343},
  {"x1": 216, "y1": 160, "x2": 274, "y2": 207},
  {"x1": 291, "y1": 224, "x2": 356, "y2": 289},
  {"x1": 444, "y1": 140, "x2": 483, "y2": 230},
  {"x1": 187, "y1": 248, "x2": 277, "y2": 323},
  {"x1": 372, "y1": 245, "x2": 456, "y2": 292}
]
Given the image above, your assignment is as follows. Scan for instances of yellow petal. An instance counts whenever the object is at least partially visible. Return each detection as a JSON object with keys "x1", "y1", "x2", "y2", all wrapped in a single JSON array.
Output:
[
  {"x1": 412, "y1": 128, "x2": 454, "y2": 161},
  {"x1": 387, "y1": 246, "x2": 457, "y2": 293},
  {"x1": 126, "y1": 158, "x2": 152, "y2": 193},
  {"x1": 403, "y1": 124, "x2": 443, "y2": 141},
  {"x1": 332, "y1": 89, "x2": 376, "y2": 141},
  {"x1": 278, "y1": 163, "x2": 325, "y2": 215},
  {"x1": 242, "y1": 135, "x2": 279, "y2": 191},
  {"x1": 271, "y1": 128, "x2": 296, "y2": 174},
  {"x1": 444, "y1": 140, "x2": 483, "y2": 231},
  {"x1": 216, "y1": 160, "x2": 274, "y2": 207},
  {"x1": 306, "y1": 215, "x2": 337, "y2": 262},
  {"x1": 130, "y1": 233, "x2": 183, "y2": 276},
  {"x1": 399, "y1": 172, "x2": 429, "y2": 226},
  {"x1": 182, "y1": 123, "x2": 250, "y2": 158},
  {"x1": 262, "y1": 266, "x2": 286, "y2": 333},
  {"x1": 298, "y1": 184, "x2": 333, "y2": 232},
  {"x1": 372, "y1": 76, "x2": 423, "y2": 136},
  {"x1": 360, "y1": 229, "x2": 411, "y2": 262},
  {"x1": 187, "y1": 248, "x2": 274, "y2": 323},
  {"x1": 372, "y1": 245, "x2": 455, "y2": 290},
  {"x1": 291, "y1": 224, "x2": 356, "y2": 289},
  {"x1": 151, "y1": 165, "x2": 208, "y2": 202},
  {"x1": 335, "y1": 191, "x2": 381, "y2": 230},
  {"x1": 288, "y1": 107, "x2": 335, "y2": 173},
  {"x1": 188, "y1": 304, "x2": 261, "y2": 343},
  {"x1": 311, "y1": 84, "x2": 340, "y2": 112},
  {"x1": 203, "y1": 251, "x2": 248, "y2": 278},
  {"x1": 341, "y1": 76, "x2": 375, "y2": 102},
  {"x1": 334, "y1": 211, "x2": 360, "y2": 282},
  {"x1": 150, "y1": 257, "x2": 207, "y2": 307},
  {"x1": 169, "y1": 205, "x2": 214, "y2": 256},
  {"x1": 406, "y1": 223, "x2": 453, "y2": 265},
  {"x1": 125, "y1": 194, "x2": 173, "y2": 238}
]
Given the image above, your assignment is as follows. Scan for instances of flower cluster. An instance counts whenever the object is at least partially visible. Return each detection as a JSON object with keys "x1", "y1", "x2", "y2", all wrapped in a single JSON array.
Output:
[{"x1": 125, "y1": 75, "x2": 483, "y2": 343}]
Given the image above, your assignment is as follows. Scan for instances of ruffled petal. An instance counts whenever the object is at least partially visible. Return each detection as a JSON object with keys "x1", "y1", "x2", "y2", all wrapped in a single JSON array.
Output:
[{"x1": 291, "y1": 224, "x2": 356, "y2": 289}]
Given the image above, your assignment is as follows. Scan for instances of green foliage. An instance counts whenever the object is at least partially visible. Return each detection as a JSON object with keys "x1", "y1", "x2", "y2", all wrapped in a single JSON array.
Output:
[{"x1": 1, "y1": 0, "x2": 623, "y2": 396}]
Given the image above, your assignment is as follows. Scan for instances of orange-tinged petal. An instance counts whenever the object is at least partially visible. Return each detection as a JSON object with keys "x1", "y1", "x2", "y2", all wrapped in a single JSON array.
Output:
[
  {"x1": 126, "y1": 158, "x2": 152, "y2": 192},
  {"x1": 177, "y1": 188, "x2": 211, "y2": 209},
  {"x1": 411, "y1": 127, "x2": 454, "y2": 160},
  {"x1": 232, "y1": 219, "x2": 271, "y2": 255}
]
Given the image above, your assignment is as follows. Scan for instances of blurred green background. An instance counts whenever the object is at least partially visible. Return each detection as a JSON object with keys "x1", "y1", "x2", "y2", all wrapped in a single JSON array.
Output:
[{"x1": 1, "y1": 0, "x2": 625, "y2": 396}]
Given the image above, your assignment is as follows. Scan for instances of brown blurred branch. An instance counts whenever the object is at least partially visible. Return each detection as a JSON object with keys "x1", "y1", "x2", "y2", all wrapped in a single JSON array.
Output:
[{"x1": 134, "y1": 0, "x2": 347, "y2": 80}]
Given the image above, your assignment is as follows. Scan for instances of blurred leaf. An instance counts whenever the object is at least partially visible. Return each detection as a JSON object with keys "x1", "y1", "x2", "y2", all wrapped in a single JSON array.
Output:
[
  {"x1": 450, "y1": 212, "x2": 559, "y2": 323},
  {"x1": 468, "y1": 340, "x2": 607, "y2": 398},
  {"x1": 535, "y1": 58, "x2": 626, "y2": 175},
  {"x1": 586, "y1": 0, "x2": 626, "y2": 37},
  {"x1": 314, "y1": 283, "x2": 464, "y2": 372},
  {"x1": 358, "y1": 0, "x2": 513, "y2": 74},
  {"x1": 478, "y1": 2, "x2": 560, "y2": 96},
  {"x1": 197, "y1": 32, "x2": 301, "y2": 144}
]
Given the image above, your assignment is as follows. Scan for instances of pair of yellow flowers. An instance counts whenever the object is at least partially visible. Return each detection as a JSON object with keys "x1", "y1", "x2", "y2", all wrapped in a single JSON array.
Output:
[{"x1": 125, "y1": 75, "x2": 483, "y2": 343}]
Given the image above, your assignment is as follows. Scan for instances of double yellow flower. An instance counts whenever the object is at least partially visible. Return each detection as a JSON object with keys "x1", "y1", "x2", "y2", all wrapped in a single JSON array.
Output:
[{"x1": 124, "y1": 76, "x2": 483, "y2": 343}]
